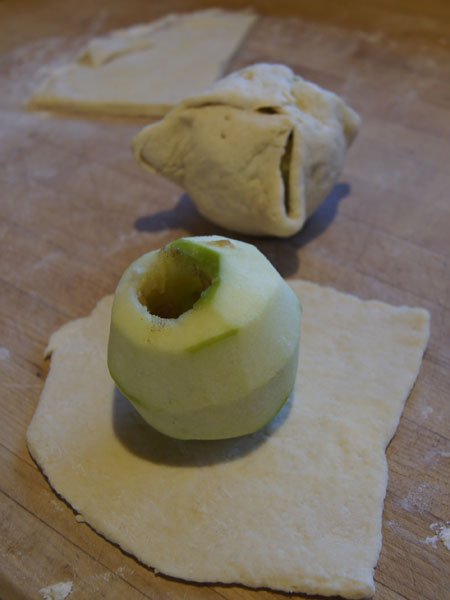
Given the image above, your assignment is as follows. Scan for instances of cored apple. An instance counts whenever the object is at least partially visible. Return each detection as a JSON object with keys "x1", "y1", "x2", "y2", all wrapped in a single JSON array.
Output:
[{"x1": 107, "y1": 236, "x2": 301, "y2": 439}]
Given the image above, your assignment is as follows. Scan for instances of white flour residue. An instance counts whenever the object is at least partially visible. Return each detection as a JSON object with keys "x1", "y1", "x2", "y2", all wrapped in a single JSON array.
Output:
[
  {"x1": 356, "y1": 30, "x2": 383, "y2": 44},
  {"x1": 90, "y1": 571, "x2": 113, "y2": 588},
  {"x1": 33, "y1": 251, "x2": 62, "y2": 271},
  {"x1": 400, "y1": 483, "x2": 431, "y2": 513},
  {"x1": 50, "y1": 499, "x2": 64, "y2": 512},
  {"x1": 39, "y1": 581, "x2": 73, "y2": 600},
  {"x1": 441, "y1": 528, "x2": 450, "y2": 549},
  {"x1": 0, "y1": 347, "x2": 10, "y2": 360},
  {"x1": 93, "y1": 571, "x2": 111, "y2": 583},
  {"x1": 425, "y1": 522, "x2": 450, "y2": 551},
  {"x1": 421, "y1": 405, "x2": 434, "y2": 419},
  {"x1": 8, "y1": 37, "x2": 77, "y2": 105},
  {"x1": 116, "y1": 565, "x2": 135, "y2": 577},
  {"x1": 425, "y1": 447, "x2": 450, "y2": 464}
]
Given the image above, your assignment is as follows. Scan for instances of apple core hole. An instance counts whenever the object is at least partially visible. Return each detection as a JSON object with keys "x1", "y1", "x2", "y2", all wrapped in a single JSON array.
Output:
[{"x1": 138, "y1": 248, "x2": 212, "y2": 319}]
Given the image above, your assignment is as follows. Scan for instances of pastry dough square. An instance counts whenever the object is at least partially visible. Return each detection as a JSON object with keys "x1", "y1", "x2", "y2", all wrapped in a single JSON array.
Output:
[
  {"x1": 29, "y1": 9, "x2": 257, "y2": 117},
  {"x1": 27, "y1": 280, "x2": 430, "y2": 599}
]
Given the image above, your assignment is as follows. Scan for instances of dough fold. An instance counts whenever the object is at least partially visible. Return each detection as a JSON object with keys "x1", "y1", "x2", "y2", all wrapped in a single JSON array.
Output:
[{"x1": 133, "y1": 64, "x2": 360, "y2": 237}]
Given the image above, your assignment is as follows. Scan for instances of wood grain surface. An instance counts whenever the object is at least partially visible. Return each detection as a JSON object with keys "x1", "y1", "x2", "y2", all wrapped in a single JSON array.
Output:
[{"x1": 1, "y1": 1, "x2": 449, "y2": 599}]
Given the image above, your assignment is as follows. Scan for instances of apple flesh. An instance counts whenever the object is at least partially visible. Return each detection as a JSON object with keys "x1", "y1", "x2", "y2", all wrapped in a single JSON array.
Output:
[{"x1": 107, "y1": 236, "x2": 302, "y2": 440}]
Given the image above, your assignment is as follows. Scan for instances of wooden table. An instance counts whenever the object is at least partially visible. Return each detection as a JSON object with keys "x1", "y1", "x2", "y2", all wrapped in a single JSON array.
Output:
[{"x1": 1, "y1": 1, "x2": 449, "y2": 598}]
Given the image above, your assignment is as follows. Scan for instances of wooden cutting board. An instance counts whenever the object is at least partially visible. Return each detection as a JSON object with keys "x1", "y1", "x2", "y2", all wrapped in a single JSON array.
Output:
[{"x1": 0, "y1": 1, "x2": 449, "y2": 599}]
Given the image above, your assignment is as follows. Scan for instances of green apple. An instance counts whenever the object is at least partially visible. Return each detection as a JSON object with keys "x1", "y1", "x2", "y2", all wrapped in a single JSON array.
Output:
[{"x1": 107, "y1": 236, "x2": 301, "y2": 440}]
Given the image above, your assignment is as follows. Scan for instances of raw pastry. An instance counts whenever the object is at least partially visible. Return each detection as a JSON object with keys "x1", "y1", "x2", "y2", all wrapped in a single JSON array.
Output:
[
  {"x1": 29, "y1": 9, "x2": 257, "y2": 117},
  {"x1": 133, "y1": 64, "x2": 360, "y2": 237},
  {"x1": 27, "y1": 281, "x2": 429, "y2": 599}
]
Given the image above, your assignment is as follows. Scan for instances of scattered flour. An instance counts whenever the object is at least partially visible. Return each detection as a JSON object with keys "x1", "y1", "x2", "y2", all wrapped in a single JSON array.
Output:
[
  {"x1": 50, "y1": 499, "x2": 64, "y2": 512},
  {"x1": 425, "y1": 447, "x2": 450, "y2": 464},
  {"x1": 39, "y1": 581, "x2": 73, "y2": 600},
  {"x1": 421, "y1": 405, "x2": 434, "y2": 419},
  {"x1": 438, "y1": 525, "x2": 450, "y2": 550},
  {"x1": 425, "y1": 534, "x2": 439, "y2": 548},
  {"x1": 400, "y1": 483, "x2": 431, "y2": 513},
  {"x1": 91, "y1": 571, "x2": 113, "y2": 585},
  {"x1": 116, "y1": 565, "x2": 135, "y2": 577},
  {"x1": 426, "y1": 522, "x2": 450, "y2": 551},
  {"x1": 356, "y1": 30, "x2": 383, "y2": 44},
  {"x1": 0, "y1": 347, "x2": 10, "y2": 360}
]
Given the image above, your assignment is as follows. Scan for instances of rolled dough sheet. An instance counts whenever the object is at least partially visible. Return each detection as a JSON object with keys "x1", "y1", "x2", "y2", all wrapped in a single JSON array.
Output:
[
  {"x1": 27, "y1": 280, "x2": 430, "y2": 599},
  {"x1": 28, "y1": 9, "x2": 257, "y2": 117}
]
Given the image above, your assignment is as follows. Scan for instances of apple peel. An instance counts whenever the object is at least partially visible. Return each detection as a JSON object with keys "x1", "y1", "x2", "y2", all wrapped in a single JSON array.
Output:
[{"x1": 27, "y1": 281, "x2": 429, "y2": 599}]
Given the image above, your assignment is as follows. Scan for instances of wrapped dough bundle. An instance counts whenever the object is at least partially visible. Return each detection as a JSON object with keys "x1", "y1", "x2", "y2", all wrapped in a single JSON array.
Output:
[{"x1": 133, "y1": 64, "x2": 360, "y2": 237}]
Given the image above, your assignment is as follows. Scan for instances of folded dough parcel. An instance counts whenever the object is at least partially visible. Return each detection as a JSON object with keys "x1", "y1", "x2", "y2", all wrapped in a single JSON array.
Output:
[{"x1": 133, "y1": 63, "x2": 360, "y2": 237}]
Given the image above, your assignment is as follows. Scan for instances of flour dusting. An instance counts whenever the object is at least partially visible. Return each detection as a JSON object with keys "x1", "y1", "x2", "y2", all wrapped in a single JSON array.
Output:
[
  {"x1": 0, "y1": 347, "x2": 10, "y2": 360},
  {"x1": 39, "y1": 581, "x2": 73, "y2": 600},
  {"x1": 421, "y1": 405, "x2": 434, "y2": 419},
  {"x1": 426, "y1": 522, "x2": 450, "y2": 551}
]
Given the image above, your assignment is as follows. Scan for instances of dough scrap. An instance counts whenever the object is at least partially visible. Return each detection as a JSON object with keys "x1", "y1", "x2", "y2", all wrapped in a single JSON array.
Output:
[
  {"x1": 27, "y1": 281, "x2": 429, "y2": 599},
  {"x1": 29, "y1": 9, "x2": 257, "y2": 117},
  {"x1": 133, "y1": 64, "x2": 360, "y2": 237}
]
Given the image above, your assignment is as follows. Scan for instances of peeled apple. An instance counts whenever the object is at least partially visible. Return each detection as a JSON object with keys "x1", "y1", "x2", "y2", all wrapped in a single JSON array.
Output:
[{"x1": 107, "y1": 236, "x2": 302, "y2": 440}]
